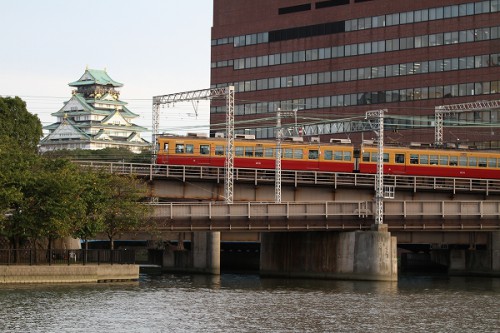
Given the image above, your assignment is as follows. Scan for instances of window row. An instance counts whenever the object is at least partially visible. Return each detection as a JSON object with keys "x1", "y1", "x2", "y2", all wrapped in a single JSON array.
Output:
[
  {"x1": 347, "y1": 1, "x2": 499, "y2": 31},
  {"x1": 221, "y1": 53, "x2": 499, "y2": 94},
  {"x1": 211, "y1": 80, "x2": 500, "y2": 116},
  {"x1": 212, "y1": 26, "x2": 500, "y2": 70},
  {"x1": 174, "y1": 143, "x2": 352, "y2": 161},
  {"x1": 211, "y1": 0, "x2": 499, "y2": 48},
  {"x1": 362, "y1": 151, "x2": 500, "y2": 168}
]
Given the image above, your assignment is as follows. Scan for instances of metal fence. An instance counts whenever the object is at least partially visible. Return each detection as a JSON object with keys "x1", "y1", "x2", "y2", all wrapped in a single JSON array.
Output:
[{"x1": 0, "y1": 249, "x2": 136, "y2": 266}]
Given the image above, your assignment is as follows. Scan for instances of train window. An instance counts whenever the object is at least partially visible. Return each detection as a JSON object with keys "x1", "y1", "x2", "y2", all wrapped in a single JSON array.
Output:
[
  {"x1": 488, "y1": 158, "x2": 497, "y2": 168},
  {"x1": 469, "y1": 156, "x2": 477, "y2": 167},
  {"x1": 334, "y1": 151, "x2": 343, "y2": 161},
  {"x1": 420, "y1": 155, "x2": 429, "y2": 165},
  {"x1": 324, "y1": 150, "x2": 333, "y2": 160},
  {"x1": 344, "y1": 151, "x2": 351, "y2": 161},
  {"x1": 308, "y1": 150, "x2": 319, "y2": 160},
  {"x1": 478, "y1": 157, "x2": 487, "y2": 167},
  {"x1": 395, "y1": 154, "x2": 405, "y2": 164},
  {"x1": 284, "y1": 148, "x2": 293, "y2": 158},
  {"x1": 175, "y1": 144, "x2": 185, "y2": 153},
  {"x1": 235, "y1": 146, "x2": 244, "y2": 156},
  {"x1": 450, "y1": 156, "x2": 458, "y2": 166},
  {"x1": 245, "y1": 146, "x2": 254, "y2": 157},
  {"x1": 163, "y1": 143, "x2": 169, "y2": 152},
  {"x1": 200, "y1": 145, "x2": 210, "y2": 155},
  {"x1": 439, "y1": 155, "x2": 448, "y2": 165},
  {"x1": 265, "y1": 148, "x2": 274, "y2": 157},
  {"x1": 410, "y1": 154, "x2": 419, "y2": 164},
  {"x1": 362, "y1": 152, "x2": 369, "y2": 162},
  {"x1": 384, "y1": 153, "x2": 389, "y2": 162},
  {"x1": 255, "y1": 146, "x2": 263, "y2": 157},
  {"x1": 459, "y1": 156, "x2": 467, "y2": 166},
  {"x1": 370, "y1": 153, "x2": 377, "y2": 162},
  {"x1": 215, "y1": 145, "x2": 224, "y2": 156},
  {"x1": 430, "y1": 155, "x2": 438, "y2": 165},
  {"x1": 294, "y1": 149, "x2": 303, "y2": 159},
  {"x1": 186, "y1": 144, "x2": 194, "y2": 154}
]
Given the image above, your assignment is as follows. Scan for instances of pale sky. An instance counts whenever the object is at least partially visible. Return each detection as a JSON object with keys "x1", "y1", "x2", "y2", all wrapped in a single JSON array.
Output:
[{"x1": 0, "y1": 0, "x2": 214, "y2": 139}]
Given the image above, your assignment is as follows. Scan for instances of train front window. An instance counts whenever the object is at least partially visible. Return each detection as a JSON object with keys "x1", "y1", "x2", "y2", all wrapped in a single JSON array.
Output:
[
  {"x1": 215, "y1": 145, "x2": 224, "y2": 156},
  {"x1": 175, "y1": 144, "x2": 185, "y2": 153},
  {"x1": 395, "y1": 154, "x2": 405, "y2": 164},
  {"x1": 200, "y1": 145, "x2": 210, "y2": 155},
  {"x1": 308, "y1": 150, "x2": 319, "y2": 160},
  {"x1": 186, "y1": 144, "x2": 194, "y2": 154}
]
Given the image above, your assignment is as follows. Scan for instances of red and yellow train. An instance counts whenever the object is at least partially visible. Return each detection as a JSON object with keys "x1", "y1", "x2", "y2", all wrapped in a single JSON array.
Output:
[{"x1": 156, "y1": 134, "x2": 500, "y2": 179}]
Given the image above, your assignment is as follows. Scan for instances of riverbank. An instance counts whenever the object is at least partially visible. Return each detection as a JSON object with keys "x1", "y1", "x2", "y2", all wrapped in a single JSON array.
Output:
[{"x1": 0, "y1": 265, "x2": 139, "y2": 284}]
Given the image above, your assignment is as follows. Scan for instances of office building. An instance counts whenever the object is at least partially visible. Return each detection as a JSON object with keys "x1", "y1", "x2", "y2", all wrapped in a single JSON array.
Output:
[{"x1": 211, "y1": 0, "x2": 500, "y2": 147}]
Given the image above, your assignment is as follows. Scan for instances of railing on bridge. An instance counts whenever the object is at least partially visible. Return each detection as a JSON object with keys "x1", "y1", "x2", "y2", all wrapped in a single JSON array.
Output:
[
  {"x1": 148, "y1": 200, "x2": 500, "y2": 232},
  {"x1": 75, "y1": 161, "x2": 500, "y2": 196}
]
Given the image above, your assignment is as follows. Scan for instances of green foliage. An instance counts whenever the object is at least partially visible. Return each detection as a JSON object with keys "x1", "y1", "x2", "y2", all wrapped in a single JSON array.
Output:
[
  {"x1": 0, "y1": 96, "x2": 150, "y2": 249},
  {"x1": 43, "y1": 147, "x2": 152, "y2": 163},
  {"x1": 99, "y1": 173, "x2": 150, "y2": 249},
  {"x1": 0, "y1": 96, "x2": 42, "y2": 152}
]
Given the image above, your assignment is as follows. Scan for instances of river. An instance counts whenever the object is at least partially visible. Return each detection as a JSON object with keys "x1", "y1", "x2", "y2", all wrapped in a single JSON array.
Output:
[{"x1": 0, "y1": 273, "x2": 498, "y2": 332}]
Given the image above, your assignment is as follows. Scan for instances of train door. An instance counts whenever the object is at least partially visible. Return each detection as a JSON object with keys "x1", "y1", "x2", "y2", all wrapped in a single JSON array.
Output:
[
  {"x1": 199, "y1": 143, "x2": 211, "y2": 165},
  {"x1": 307, "y1": 148, "x2": 320, "y2": 170},
  {"x1": 394, "y1": 152, "x2": 406, "y2": 174}
]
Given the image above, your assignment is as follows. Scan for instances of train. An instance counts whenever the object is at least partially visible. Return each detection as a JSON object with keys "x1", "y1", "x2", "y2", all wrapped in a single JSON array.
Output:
[{"x1": 155, "y1": 133, "x2": 500, "y2": 179}]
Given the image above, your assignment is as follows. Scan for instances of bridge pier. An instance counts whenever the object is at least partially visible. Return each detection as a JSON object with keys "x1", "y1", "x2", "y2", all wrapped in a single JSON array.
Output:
[
  {"x1": 448, "y1": 231, "x2": 500, "y2": 277},
  {"x1": 161, "y1": 232, "x2": 221, "y2": 275},
  {"x1": 260, "y1": 226, "x2": 397, "y2": 281}
]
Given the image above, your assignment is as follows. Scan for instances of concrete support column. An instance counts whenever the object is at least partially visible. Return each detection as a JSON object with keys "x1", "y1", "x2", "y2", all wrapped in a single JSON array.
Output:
[
  {"x1": 260, "y1": 227, "x2": 397, "y2": 282},
  {"x1": 192, "y1": 232, "x2": 221, "y2": 275},
  {"x1": 491, "y1": 232, "x2": 500, "y2": 273}
]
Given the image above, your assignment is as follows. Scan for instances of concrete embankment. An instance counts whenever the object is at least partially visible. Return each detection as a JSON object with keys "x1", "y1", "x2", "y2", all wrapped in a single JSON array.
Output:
[{"x1": 0, "y1": 265, "x2": 139, "y2": 284}]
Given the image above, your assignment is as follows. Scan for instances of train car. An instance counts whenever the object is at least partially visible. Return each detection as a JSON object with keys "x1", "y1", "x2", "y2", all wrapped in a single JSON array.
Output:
[
  {"x1": 156, "y1": 134, "x2": 355, "y2": 173},
  {"x1": 157, "y1": 134, "x2": 500, "y2": 179},
  {"x1": 359, "y1": 142, "x2": 500, "y2": 179}
]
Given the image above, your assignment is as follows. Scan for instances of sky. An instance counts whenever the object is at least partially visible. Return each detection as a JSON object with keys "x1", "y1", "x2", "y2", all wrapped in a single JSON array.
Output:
[{"x1": 0, "y1": 0, "x2": 214, "y2": 140}]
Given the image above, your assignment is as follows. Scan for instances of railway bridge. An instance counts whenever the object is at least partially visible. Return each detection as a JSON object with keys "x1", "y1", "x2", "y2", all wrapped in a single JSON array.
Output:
[{"x1": 77, "y1": 161, "x2": 500, "y2": 280}]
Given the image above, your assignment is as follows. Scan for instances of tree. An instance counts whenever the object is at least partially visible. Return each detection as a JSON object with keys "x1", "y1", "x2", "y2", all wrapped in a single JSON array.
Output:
[
  {"x1": 100, "y1": 173, "x2": 149, "y2": 250},
  {"x1": 0, "y1": 96, "x2": 42, "y2": 152},
  {"x1": 13, "y1": 158, "x2": 87, "y2": 250}
]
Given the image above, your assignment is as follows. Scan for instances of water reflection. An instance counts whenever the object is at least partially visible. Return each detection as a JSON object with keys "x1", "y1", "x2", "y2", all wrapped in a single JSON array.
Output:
[{"x1": 0, "y1": 274, "x2": 498, "y2": 333}]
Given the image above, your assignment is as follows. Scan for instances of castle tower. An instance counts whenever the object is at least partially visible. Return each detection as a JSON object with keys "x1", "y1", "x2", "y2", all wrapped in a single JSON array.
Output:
[{"x1": 39, "y1": 68, "x2": 149, "y2": 153}]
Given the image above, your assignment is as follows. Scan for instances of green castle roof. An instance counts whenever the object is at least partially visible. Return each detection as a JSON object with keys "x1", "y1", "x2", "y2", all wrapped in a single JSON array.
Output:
[{"x1": 68, "y1": 68, "x2": 123, "y2": 87}]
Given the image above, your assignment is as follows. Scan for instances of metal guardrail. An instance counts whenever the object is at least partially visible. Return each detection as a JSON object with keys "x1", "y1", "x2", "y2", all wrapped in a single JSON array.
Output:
[
  {"x1": 75, "y1": 161, "x2": 500, "y2": 195},
  {"x1": 0, "y1": 249, "x2": 135, "y2": 265}
]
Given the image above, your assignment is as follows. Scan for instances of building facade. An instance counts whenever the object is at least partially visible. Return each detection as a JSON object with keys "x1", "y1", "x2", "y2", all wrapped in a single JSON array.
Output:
[
  {"x1": 40, "y1": 68, "x2": 149, "y2": 153},
  {"x1": 210, "y1": 0, "x2": 500, "y2": 147}
]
